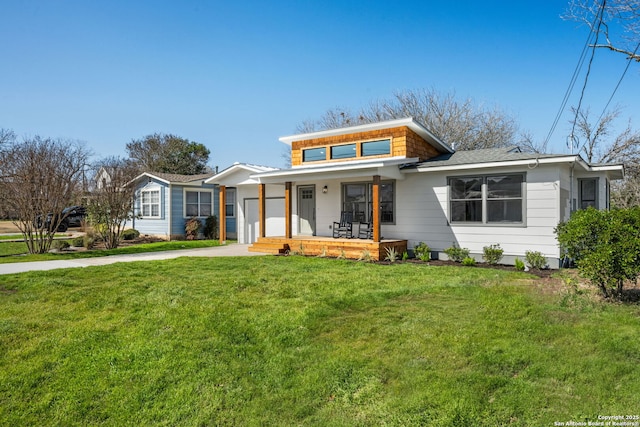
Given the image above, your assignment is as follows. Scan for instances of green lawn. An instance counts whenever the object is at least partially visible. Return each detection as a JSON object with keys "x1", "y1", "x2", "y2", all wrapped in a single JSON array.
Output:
[
  {"x1": 0, "y1": 240, "x2": 222, "y2": 263},
  {"x1": 1, "y1": 257, "x2": 639, "y2": 426}
]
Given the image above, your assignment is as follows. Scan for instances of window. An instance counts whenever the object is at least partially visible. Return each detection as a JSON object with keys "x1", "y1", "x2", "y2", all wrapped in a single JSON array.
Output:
[
  {"x1": 341, "y1": 181, "x2": 394, "y2": 224},
  {"x1": 185, "y1": 190, "x2": 212, "y2": 217},
  {"x1": 331, "y1": 143, "x2": 357, "y2": 160},
  {"x1": 579, "y1": 178, "x2": 598, "y2": 209},
  {"x1": 303, "y1": 147, "x2": 326, "y2": 162},
  {"x1": 449, "y1": 174, "x2": 524, "y2": 224},
  {"x1": 225, "y1": 188, "x2": 236, "y2": 217},
  {"x1": 362, "y1": 139, "x2": 391, "y2": 156},
  {"x1": 141, "y1": 189, "x2": 160, "y2": 218}
]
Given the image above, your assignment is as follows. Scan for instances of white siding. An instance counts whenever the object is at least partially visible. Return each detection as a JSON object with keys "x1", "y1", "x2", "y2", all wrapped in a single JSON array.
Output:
[{"x1": 387, "y1": 165, "x2": 563, "y2": 263}]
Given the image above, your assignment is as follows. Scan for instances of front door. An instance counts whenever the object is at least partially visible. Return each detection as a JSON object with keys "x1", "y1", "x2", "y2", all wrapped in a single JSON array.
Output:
[{"x1": 298, "y1": 186, "x2": 315, "y2": 236}]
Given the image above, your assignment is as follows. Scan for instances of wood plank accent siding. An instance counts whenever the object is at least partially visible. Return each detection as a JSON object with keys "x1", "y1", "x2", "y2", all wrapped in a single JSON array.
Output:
[
  {"x1": 249, "y1": 236, "x2": 407, "y2": 261},
  {"x1": 291, "y1": 126, "x2": 440, "y2": 166}
]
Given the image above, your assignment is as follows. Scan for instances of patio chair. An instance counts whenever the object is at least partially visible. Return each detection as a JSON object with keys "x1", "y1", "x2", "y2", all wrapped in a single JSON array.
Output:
[
  {"x1": 358, "y1": 220, "x2": 373, "y2": 239},
  {"x1": 332, "y1": 211, "x2": 354, "y2": 238}
]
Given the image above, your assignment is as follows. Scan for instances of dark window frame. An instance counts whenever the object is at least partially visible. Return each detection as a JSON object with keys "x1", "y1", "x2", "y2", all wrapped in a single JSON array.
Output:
[
  {"x1": 341, "y1": 180, "x2": 395, "y2": 225},
  {"x1": 448, "y1": 173, "x2": 525, "y2": 225}
]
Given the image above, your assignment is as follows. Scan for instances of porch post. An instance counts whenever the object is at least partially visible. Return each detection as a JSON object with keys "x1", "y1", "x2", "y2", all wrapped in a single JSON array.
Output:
[
  {"x1": 372, "y1": 175, "x2": 381, "y2": 242},
  {"x1": 258, "y1": 183, "x2": 266, "y2": 238},
  {"x1": 285, "y1": 182, "x2": 292, "y2": 238},
  {"x1": 219, "y1": 185, "x2": 226, "y2": 244}
]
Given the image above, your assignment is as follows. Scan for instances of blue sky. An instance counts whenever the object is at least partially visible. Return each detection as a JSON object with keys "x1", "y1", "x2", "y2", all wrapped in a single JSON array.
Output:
[{"x1": 1, "y1": 0, "x2": 639, "y2": 170}]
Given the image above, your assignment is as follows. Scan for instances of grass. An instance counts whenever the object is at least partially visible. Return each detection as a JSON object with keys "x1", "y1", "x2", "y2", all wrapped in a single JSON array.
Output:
[
  {"x1": 0, "y1": 240, "x2": 222, "y2": 263},
  {"x1": 1, "y1": 257, "x2": 639, "y2": 426},
  {"x1": 0, "y1": 233, "x2": 68, "y2": 241}
]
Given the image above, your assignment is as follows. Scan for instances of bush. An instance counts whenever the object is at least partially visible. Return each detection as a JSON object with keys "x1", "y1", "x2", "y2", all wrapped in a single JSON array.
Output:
[
  {"x1": 385, "y1": 246, "x2": 399, "y2": 263},
  {"x1": 71, "y1": 236, "x2": 85, "y2": 247},
  {"x1": 414, "y1": 242, "x2": 431, "y2": 261},
  {"x1": 514, "y1": 258, "x2": 526, "y2": 271},
  {"x1": 185, "y1": 218, "x2": 202, "y2": 240},
  {"x1": 525, "y1": 251, "x2": 547, "y2": 270},
  {"x1": 204, "y1": 215, "x2": 218, "y2": 240},
  {"x1": 121, "y1": 229, "x2": 140, "y2": 241},
  {"x1": 52, "y1": 240, "x2": 70, "y2": 251},
  {"x1": 83, "y1": 235, "x2": 96, "y2": 249},
  {"x1": 556, "y1": 207, "x2": 640, "y2": 298},
  {"x1": 462, "y1": 257, "x2": 476, "y2": 266},
  {"x1": 482, "y1": 244, "x2": 504, "y2": 265},
  {"x1": 444, "y1": 244, "x2": 470, "y2": 263}
]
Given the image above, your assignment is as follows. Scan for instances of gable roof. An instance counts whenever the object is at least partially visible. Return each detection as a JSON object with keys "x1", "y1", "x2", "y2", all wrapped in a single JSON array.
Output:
[
  {"x1": 278, "y1": 117, "x2": 454, "y2": 154},
  {"x1": 404, "y1": 146, "x2": 624, "y2": 179},
  {"x1": 129, "y1": 171, "x2": 216, "y2": 186},
  {"x1": 206, "y1": 163, "x2": 280, "y2": 185}
]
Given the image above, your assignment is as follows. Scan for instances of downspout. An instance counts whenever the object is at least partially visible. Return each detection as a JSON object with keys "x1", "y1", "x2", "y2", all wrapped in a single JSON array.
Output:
[
  {"x1": 569, "y1": 161, "x2": 575, "y2": 214},
  {"x1": 168, "y1": 183, "x2": 172, "y2": 240}
]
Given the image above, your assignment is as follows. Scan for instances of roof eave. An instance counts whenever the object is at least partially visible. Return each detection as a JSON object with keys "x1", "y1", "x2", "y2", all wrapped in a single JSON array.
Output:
[{"x1": 279, "y1": 117, "x2": 454, "y2": 154}]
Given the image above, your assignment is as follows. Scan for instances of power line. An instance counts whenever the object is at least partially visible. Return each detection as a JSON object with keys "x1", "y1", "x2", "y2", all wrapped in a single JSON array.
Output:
[
  {"x1": 542, "y1": 4, "x2": 601, "y2": 150},
  {"x1": 570, "y1": 0, "x2": 607, "y2": 154},
  {"x1": 592, "y1": 40, "x2": 640, "y2": 128}
]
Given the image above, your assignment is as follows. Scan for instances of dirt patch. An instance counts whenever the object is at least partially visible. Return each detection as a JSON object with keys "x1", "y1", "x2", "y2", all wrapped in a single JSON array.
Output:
[{"x1": 0, "y1": 221, "x2": 20, "y2": 234}]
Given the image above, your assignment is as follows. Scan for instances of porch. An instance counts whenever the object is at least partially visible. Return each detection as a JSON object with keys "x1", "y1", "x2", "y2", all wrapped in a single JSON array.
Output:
[{"x1": 248, "y1": 235, "x2": 407, "y2": 261}]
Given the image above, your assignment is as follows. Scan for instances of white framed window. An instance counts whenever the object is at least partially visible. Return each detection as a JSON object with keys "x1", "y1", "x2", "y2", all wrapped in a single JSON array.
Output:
[
  {"x1": 225, "y1": 188, "x2": 236, "y2": 218},
  {"x1": 185, "y1": 190, "x2": 213, "y2": 217},
  {"x1": 141, "y1": 189, "x2": 161, "y2": 218},
  {"x1": 449, "y1": 174, "x2": 525, "y2": 224}
]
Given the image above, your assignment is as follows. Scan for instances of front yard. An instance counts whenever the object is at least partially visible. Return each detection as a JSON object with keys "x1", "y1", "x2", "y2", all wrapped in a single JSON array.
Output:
[{"x1": 1, "y1": 256, "x2": 639, "y2": 426}]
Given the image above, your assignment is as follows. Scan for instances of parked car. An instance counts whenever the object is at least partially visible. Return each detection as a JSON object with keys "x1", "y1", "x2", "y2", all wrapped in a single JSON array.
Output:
[
  {"x1": 34, "y1": 206, "x2": 86, "y2": 232},
  {"x1": 62, "y1": 206, "x2": 87, "y2": 227}
]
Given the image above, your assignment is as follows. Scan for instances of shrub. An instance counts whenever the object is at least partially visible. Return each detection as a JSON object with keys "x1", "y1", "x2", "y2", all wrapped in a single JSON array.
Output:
[
  {"x1": 402, "y1": 251, "x2": 409, "y2": 261},
  {"x1": 414, "y1": 242, "x2": 431, "y2": 261},
  {"x1": 556, "y1": 207, "x2": 640, "y2": 298},
  {"x1": 462, "y1": 257, "x2": 476, "y2": 266},
  {"x1": 83, "y1": 235, "x2": 96, "y2": 249},
  {"x1": 121, "y1": 229, "x2": 140, "y2": 241},
  {"x1": 444, "y1": 244, "x2": 470, "y2": 263},
  {"x1": 358, "y1": 249, "x2": 372, "y2": 262},
  {"x1": 204, "y1": 215, "x2": 218, "y2": 240},
  {"x1": 52, "y1": 240, "x2": 70, "y2": 251},
  {"x1": 482, "y1": 244, "x2": 504, "y2": 265},
  {"x1": 71, "y1": 236, "x2": 85, "y2": 247},
  {"x1": 385, "y1": 246, "x2": 399, "y2": 263},
  {"x1": 185, "y1": 218, "x2": 202, "y2": 240},
  {"x1": 525, "y1": 251, "x2": 547, "y2": 270},
  {"x1": 514, "y1": 258, "x2": 526, "y2": 271}
]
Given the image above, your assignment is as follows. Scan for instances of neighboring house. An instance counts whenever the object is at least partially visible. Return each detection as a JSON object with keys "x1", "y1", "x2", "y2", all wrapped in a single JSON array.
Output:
[
  {"x1": 127, "y1": 171, "x2": 227, "y2": 240},
  {"x1": 208, "y1": 117, "x2": 624, "y2": 267}
]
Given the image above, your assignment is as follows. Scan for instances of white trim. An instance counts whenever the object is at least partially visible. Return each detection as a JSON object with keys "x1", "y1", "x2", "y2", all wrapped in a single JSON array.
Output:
[
  {"x1": 206, "y1": 163, "x2": 279, "y2": 185},
  {"x1": 279, "y1": 117, "x2": 454, "y2": 154},
  {"x1": 140, "y1": 187, "x2": 162, "y2": 219},
  {"x1": 183, "y1": 188, "x2": 214, "y2": 218},
  {"x1": 168, "y1": 183, "x2": 172, "y2": 237}
]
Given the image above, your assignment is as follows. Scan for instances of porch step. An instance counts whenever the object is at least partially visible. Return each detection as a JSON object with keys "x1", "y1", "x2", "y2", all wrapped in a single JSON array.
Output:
[{"x1": 249, "y1": 239, "x2": 290, "y2": 255}]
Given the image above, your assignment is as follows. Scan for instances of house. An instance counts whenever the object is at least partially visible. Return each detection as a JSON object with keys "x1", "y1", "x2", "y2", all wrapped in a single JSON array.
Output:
[
  {"x1": 127, "y1": 171, "x2": 230, "y2": 240},
  {"x1": 207, "y1": 117, "x2": 624, "y2": 267}
]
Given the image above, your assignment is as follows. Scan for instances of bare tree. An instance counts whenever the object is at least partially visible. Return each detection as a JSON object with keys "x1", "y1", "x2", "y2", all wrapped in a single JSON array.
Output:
[
  {"x1": 297, "y1": 88, "x2": 520, "y2": 150},
  {"x1": 565, "y1": 0, "x2": 640, "y2": 62},
  {"x1": 0, "y1": 136, "x2": 90, "y2": 253},
  {"x1": 87, "y1": 157, "x2": 139, "y2": 249},
  {"x1": 0, "y1": 128, "x2": 15, "y2": 147},
  {"x1": 569, "y1": 106, "x2": 640, "y2": 207}
]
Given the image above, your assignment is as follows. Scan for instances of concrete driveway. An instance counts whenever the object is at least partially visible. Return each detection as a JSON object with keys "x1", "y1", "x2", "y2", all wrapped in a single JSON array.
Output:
[{"x1": 0, "y1": 244, "x2": 266, "y2": 275}]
